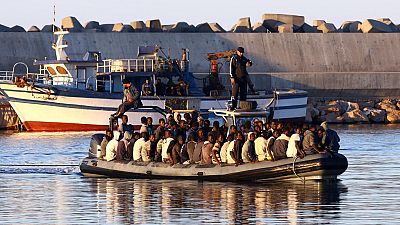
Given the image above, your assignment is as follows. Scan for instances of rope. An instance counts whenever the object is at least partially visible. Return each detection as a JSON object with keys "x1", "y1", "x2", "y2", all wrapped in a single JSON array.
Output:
[{"x1": 292, "y1": 155, "x2": 306, "y2": 183}]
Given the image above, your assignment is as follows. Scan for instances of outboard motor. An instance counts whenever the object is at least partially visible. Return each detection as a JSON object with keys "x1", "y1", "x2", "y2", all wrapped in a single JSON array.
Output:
[{"x1": 89, "y1": 133, "x2": 105, "y2": 158}]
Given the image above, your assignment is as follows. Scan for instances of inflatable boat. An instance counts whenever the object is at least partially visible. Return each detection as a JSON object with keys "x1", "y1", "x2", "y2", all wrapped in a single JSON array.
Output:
[{"x1": 80, "y1": 134, "x2": 348, "y2": 182}]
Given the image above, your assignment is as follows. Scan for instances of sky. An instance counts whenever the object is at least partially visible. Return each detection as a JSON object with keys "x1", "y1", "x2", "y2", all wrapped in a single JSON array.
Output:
[{"x1": 0, "y1": 0, "x2": 399, "y2": 29}]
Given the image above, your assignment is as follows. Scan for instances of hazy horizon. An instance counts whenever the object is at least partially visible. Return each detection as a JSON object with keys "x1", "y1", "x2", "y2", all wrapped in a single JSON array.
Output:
[{"x1": 0, "y1": 0, "x2": 399, "y2": 30}]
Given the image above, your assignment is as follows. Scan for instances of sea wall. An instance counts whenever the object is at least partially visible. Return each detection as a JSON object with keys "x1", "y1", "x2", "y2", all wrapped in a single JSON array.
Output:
[{"x1": 1, "y1": 32, "x2": 400, "y2": 98}]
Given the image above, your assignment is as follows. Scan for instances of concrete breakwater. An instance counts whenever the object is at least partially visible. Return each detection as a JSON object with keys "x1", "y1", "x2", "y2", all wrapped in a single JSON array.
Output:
[{"x1": 306, "y1": 99, "x2": 400, "y2": 124}]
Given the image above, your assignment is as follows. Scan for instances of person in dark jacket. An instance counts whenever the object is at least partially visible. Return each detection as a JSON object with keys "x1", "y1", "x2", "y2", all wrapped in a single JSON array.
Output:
[
  {"x1": 229, "y1": 47, "x2": 255, "y2": 110},
  {"x1": 112, "y1": 78, "x2": 143, "y2": 118}
]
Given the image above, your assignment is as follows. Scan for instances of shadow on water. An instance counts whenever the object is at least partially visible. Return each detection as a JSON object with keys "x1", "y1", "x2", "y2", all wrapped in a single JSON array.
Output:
[{"x1": 83, "y1": 178, "x2": 348, "y2": 224}]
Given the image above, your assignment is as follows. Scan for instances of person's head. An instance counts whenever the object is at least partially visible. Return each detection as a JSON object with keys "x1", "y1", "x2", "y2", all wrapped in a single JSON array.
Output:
[
  {"x1": 176, "y1": 113, "x2": 182, "y2": 122},
  {"x1": 133, "y1": 132, "x2": 140, "y2": 140},
  {"x1": 177, "y1": 135, "x2": 184, "y2": 145},
  {"x1": 257, "y1": 121, "x2": 263, "y2": 129},
  {"x1": 244, "y1": 120, "x2": 251, "y2": 129},
  {"x1": 145, "y1": 79, "x2": 150, "y2": 84},
  {"x1": 270, "y1": 121, "x2": 277, "y2": 130},
  {"x1": 277, "y1": 121, "x2": 284, "y2": 130},
  {"x1": 171, "y1": 121, "x2": 178, "y2": 129},
  {"x1": 141, "y1": 116, "x2": 147, "y2": 125},
  {"x1": 282, "y1": 127, "x2": 290, "y2": 136},
  {"x1": 236, "y1": 131, "x2": 244, "y2": 140},
  {"x1": 240, "y1": 125, "x2": 245, "y2": 132},
  {"x1": 295, "y1": 126, "x2": 302, "y2": 135},
  {"x1": 188, "y1": 133, "x2": 195, "y2": 142},
  {"x1": 164, "y1": 130, "x2": 171, "y2": 138},
  {"x1": 147, "y1": 117, "x2": 153, "y2": 126},
  {"x1": 237, "y1": 47, "x2": 244, "y2": 57},
  {"x1": 149, "y1": 134, "x2": 155, "y2": 142},
  {"x1": 191, "y1": 121, "x2": 199, "y2": 130},
  {"x1": 309, "y1": 124, "x2": 317, "y2": 132},
  {"x1": 197, "y1": 128, "x2": 204, "y2": 139},
  {"x1": 216, "y1": 133, "x2": 224, "y2": 143},
  {"x1": 184, "y1": 113, "x2": 191, "y2": 121},
  {"x1": 122, "y1": 78, "x2": 131, "y2": 89},
  {"x1": 141, "y1": 132, "x2": 148, "y2": 140},
  {"x1": 159, "y1": 118, "x2": 165, "y2": 127},
  {"x1": 248, "y1": 132, "x2": 255, "y2": 141},
  {"x1": 198, "y1": 116, "x2": 204, "y2": 127},
  {"x1": 179, "y1": 120, "x2": 186, "y2": 129},
  {"x1": 317, "y1": 127, "x2": 325, "y2": 139},
  {"x1": 207, "y1": 133, "x2": 215, "y2": 143},
  {"x1": 121, "y1": 115, "x2": 128, "y2": 124},
  {"x1": 265, "y1": 123, "x2": 271, "y2": 130},
  {"x1": 105, "y1": 129, "x2": 113, "y2": 141},
  {"x1": 321, "y1": 121, "x2": 328, "y2": 131},
  {"x1": 227, "y1": 133, "x2": 234, "y2": 142},
  {"x1": 213, "y1": 120, "x2": 220, "y2": 129},
  {"x1": 229, "y1": 125, "x2": 237, "y2": 133},
  {"x1": 204, "y1": 119, "x2": 210, "y2": 128},
  {"x1": 254, "y1": 125, "x2": 261, "y2": 133},
  {"x1": 272, "y1": 130, "x2": 280, "y2": 138}
]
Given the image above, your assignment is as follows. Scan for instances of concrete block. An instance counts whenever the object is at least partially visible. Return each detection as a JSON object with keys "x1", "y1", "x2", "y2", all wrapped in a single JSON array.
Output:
[
  {"x1": 112, "y1": 23, "x2": 134, "y2": 32},
  {"x1": 61, "y1": 16, "x2": 83, "y2": 32},
  {"x1": 317, "y1": 23, "x2": 337, "y2": 33},
  {"x1": 262, "y1": 13, "x2": 305, "y2": 27},
  {"x1": 98, "y1": 24, "x2": 114, "y2": 32},
  {"x1": 252, "y1": 22, "x2": 267, "y2": 33},
  {"x1": 231, "y1": 17, "x2": 252, "y2": 33},
  {"x1": 168, "y1": 22, "x2": 191, "y2": 32},
  {"x1": 262, "y1": 19, "x2": 283, "y2": 32},
  {"x1": 298, "y1": 22, "x2": 319, "y2": 33},
  {"x1": 84, "y1": 21, "x2": 100, "y2": 29},
  {"x1": 377, "y1": 18, "x2": 399, "y2": 32},
  {"x1": 131, "y1": 21, "x2": 146, "y2": 32},
  {"x1": 188, "y1": 25, "x2": 197, "y2": 32},
  {"x1": 27, "y1": 26, "x2": 40, "y2": 32},
  {"x1": 361, "y1": 19, "x2": 393, "y2": 33},
  {"x1": 349, "y1": 21, "x2": 362, "y2": 33},
  {"x1": 162, "y1": 24, "x2": 174, "y2": 32},
  {"x1": 339, "y1": 21, "x2": 353, "y2": 32},
  {"x1": 195, "y1": 23, "x2": 214, "y2": 33},
  {"x1": 0, "y1": 24, "x2": 11, "y2": 32},
  {"x1": 313, "y1": 20, "x2": 326, "y2": 27},
  {"x1": 278, "y1": 24, "x2": 293, "y2": 33},
  {"x1": 10, "y1": 25, "x2": 25, "y2": 32},
  {"x1": 41, "y1": 24, "x2": 60, "y2": 32},
  {"x1": 146, "y1": 19, "x2": 163, "y2": 32},
  {"x1": 209, "y1": 23, "x2": 225, "y2": 33}
]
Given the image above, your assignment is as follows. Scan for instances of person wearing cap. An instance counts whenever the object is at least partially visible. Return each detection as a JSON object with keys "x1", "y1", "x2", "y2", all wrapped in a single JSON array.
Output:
[
  {"x1": 229, "y1": 47, "x2": 255, "y2": 110},
  {"x1": 111, "y1": 78, "x2": 142, "y2": 118},
  {"x1": 320, "y1": 121, "x2": 340, "y2": 152}
]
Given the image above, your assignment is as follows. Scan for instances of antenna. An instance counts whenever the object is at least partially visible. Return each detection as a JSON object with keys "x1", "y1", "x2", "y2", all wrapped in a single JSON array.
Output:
[{"x1": 52, "y1": 4, "x2": 56, "y2": 44}]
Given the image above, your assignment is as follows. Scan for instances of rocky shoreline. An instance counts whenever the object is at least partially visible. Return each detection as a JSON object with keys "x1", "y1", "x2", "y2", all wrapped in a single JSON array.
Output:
[{"x1": 306, "y1": 99, "x2": 400, "y2": 124}]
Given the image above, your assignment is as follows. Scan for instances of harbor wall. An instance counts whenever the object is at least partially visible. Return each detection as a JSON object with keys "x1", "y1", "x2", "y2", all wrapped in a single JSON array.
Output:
[{"x1": 1, "y1": 32, "x2": 400, "y2": 98}]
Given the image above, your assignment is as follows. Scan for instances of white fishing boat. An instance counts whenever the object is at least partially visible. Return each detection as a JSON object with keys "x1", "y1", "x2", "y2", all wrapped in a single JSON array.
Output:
[{"x1": 0, "y1": 30, "x2": 308, "y2": 132}]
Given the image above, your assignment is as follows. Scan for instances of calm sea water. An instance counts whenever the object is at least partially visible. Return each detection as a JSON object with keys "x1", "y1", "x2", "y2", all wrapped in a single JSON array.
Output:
[{"x1": 0, "y1": 125, "x2": 399, "y2": 224}]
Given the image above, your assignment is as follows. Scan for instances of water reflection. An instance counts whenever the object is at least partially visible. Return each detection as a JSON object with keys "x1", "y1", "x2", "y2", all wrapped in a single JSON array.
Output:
[{"x1": 87, "y1": 178, "x2": 348, "y2": 224}]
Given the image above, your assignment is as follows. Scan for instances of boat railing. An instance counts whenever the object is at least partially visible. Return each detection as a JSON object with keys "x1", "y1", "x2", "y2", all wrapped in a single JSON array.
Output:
[
  {"x1": 0, "y1": 71, "x2": 14, "y2": 82},
  {"x1": 97, "y1": 58, "x2": 161, "y2": 74}
]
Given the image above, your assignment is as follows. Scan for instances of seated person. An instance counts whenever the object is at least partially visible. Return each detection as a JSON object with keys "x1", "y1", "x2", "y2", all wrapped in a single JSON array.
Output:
[
  {"x1": 266, "y1": 130, "x2": 280, "y2": 161},
  {"x1": 147, "y1": 117, "x2": 154, "y2": 135},
  {"x1": 105, "y1": 131, "x2": 121, "y2": 161},
  {"x1": 228, "y1": 132, "x2": 244, "y2": 166},
  {"x1": 303, "y1": 125, "x2": 323, "y2": 154},
  {"x1": 212, "y1": 134, "x2": 225, "y2": 164},
  {"x1": 133, "y1": 132, "x2": 148, "y2": 161},
  {"x1": 320, "y1": 121, "x2": 340, "y2": 152},
  {"x1": 141, "y1": 79, "x2": 154, "y2": 96},
  {"x1": 254, "y1": 131, "x2": 268, "y2": 161},
  {"x1": 242, "y1": 132, "x2": 257, "y2": 163},
  {"x1": 161, "y1": 130, "x2": 175, "y2": 163},
  {"x1": 287, "y1": 127, "x2": 305, "y2": 159},
  {"x1": 220, "y1": 134, "x2": 234, "y2": 163},
  {"x1": 271, "y1": 127, "x2": 291, "y2": 160},
  {"x1": 192, "y1": 129, "x2": 205, "y2": 163},
  {"x1": 139, "y1": 116, "x2": 148, "y2": 134},
  {"x1": 118, "y1": 115, "x2": 133, "y2": 134},
  {"x1": 146, "y1": 134, "x2": 157, "y2": 161},
  {"x1": 170, "y1": 136, "x2": 184, "y2": 166},
  {"x1": 201, "y1": 134, "x2": 215, "y2": 165},
  {"x1": 186, "y1": 133, "x2": 197, "y2": 163},
  {"x1": 116, "y1": 131, "x2": 132, "y2": 160},
  {"x1": 100, "y1": 129, "x2": 113, "y2": 159}
]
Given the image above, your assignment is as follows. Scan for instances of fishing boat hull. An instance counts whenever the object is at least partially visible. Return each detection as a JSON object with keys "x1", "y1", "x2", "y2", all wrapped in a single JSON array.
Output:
[
  {"x1": 0, "y1": 82, "x2": 308, "y2": 132},
  {"x1": 80, "y1": 153, "x2": 348, "y2": 182}
]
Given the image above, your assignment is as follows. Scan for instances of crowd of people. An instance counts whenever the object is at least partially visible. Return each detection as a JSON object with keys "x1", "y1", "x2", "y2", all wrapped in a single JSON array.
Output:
[
  {"x1": 99, "y1": 113, "x2": 340, "y2": 166},
  {"x1": 141, "y1": 78, "x2": 189, "y2": 97}
]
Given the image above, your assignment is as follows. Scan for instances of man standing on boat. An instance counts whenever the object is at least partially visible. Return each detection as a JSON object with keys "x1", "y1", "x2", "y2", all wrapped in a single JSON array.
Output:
[
  {"x1": 111, "y1": 78, "x2": 142, "y2": 118},
  {"x1": 229, "y1": 47, "x2": 255, "y2": 110}
]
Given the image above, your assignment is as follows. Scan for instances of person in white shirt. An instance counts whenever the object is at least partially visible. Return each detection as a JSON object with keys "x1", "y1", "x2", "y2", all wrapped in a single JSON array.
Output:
[
  {"x1": 287, "y1": 127, "x2": 305, "y2": 158},
  {"x1": 139, "y1": 116, "x2": 148, "y2": 133},
  {"x1": 133, "y1": 132, "x2": 148, "y2": 161},
  {"x1": 220, "y1": 134, "x2": 234, "y2": 163},
  {"x1": 255, "y1": 132, "x2": 268, "y2": 161},
  {"x1": 106, "y1": 131, "x2": 121, "y2": 161},
  {"x1": 161, "y1": 130, "x2": 175, "y2": 163}
]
